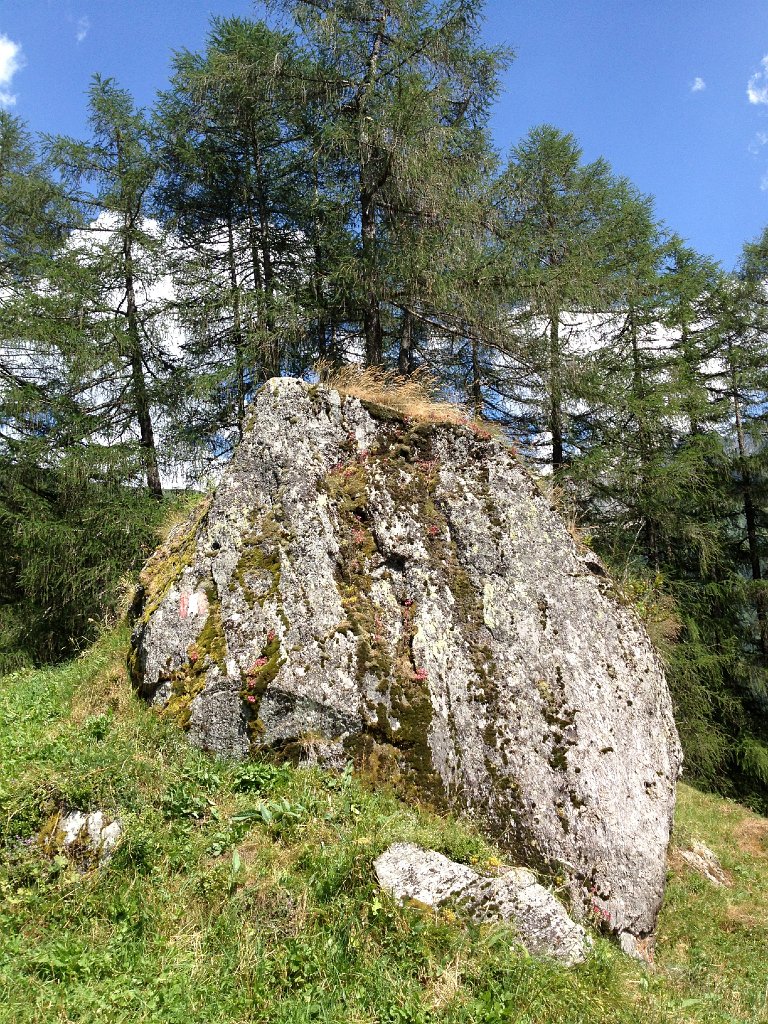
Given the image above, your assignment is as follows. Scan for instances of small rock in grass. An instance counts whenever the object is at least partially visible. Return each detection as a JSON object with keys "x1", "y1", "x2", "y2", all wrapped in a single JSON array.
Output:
[
  {"x1": 374, "y1": 842, "x2": 591, "y2": 966},
  {"x1": 39, "y1": 809, "x2": 122, "y2": 869},
  {"x1": 678, "y1": 841, "x2": 732, "y2": 887}
]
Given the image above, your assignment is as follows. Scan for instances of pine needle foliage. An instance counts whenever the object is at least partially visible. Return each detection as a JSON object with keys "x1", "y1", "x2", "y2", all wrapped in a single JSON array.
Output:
[{"x1": 0, "y1": 462, "x2": 181, "y2": 671}]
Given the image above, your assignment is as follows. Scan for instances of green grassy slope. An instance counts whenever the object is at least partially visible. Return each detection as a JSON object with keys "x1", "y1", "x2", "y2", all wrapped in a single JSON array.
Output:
[{"x1": 1, "y1": 630, "x2": 767, "y2": 1024}]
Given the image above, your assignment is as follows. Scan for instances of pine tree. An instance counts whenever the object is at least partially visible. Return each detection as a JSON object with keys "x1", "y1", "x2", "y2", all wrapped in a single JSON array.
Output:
[
  {"x1": 271, "y1": 0, "x2": 509, "y2": 366},
  {"x1": 708, "y1": 237, "x2": 768, "y2": 658},
  {"x1": 0, "y1": 110, "x2": 168, "y2": 667},
  {"x1": 492, "y1": 127, "x2": 646, "y2": 469},
  {"x1": 48, "y1": 76, "x2": 172, "y2": 497},
  {"x1": 155, "y1": 17, "x2": 330, "y2": 452}
]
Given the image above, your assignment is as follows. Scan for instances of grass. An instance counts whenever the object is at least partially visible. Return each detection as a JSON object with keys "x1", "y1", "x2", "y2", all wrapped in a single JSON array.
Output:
[{"x1": 1, "y1": 631, "x2": 767, "y2": 1023}]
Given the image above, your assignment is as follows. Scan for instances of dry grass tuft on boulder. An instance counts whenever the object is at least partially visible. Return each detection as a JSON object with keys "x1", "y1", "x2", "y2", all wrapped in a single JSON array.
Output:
[{"x1": 317, "y1": 362, "x2": 469, "y2": 427}]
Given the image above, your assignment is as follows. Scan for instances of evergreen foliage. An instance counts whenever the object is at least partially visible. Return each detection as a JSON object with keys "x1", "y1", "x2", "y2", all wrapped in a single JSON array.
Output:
[{"x1": 0, "y1": 466, "x2": 171, "y2": 670}]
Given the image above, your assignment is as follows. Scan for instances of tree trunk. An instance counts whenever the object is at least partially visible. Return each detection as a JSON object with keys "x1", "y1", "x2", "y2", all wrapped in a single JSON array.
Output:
[
  {"x1": 226, "y1": 214, "x2": 246, "y2": 436},
  {"x1": 357, "y1": 12, "x2": 387, "y2": 367},
  {"x1": 361, "y1": 181, "x2": 383, "y2": 366},
  {"x1": 471, "y1": 335, "x2": 483, "y2": 417},
  {"x1": 398, "y1": 308, "x2": 415, "y2": 376},
  {"x1": 548, "y1": 313, "x2": 564, "y2": 471},
  {"x1": 124, "y1": 253, "x2": 162, "y2": 499},
  {"x1": 252, "y1": 142, "x2": 278, "y2": 378},
  {"x1": 630, "y1": 311, "x2": 658, "y2": 567}
]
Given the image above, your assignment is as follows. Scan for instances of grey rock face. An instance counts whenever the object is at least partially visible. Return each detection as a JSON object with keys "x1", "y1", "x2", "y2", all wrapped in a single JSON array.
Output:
[
  {"x1": 130, "y1": 377, "x2": 682, "y2": 949},
  {"x1": 374, "y1": 842, "x2": 590, "y2": 966}
]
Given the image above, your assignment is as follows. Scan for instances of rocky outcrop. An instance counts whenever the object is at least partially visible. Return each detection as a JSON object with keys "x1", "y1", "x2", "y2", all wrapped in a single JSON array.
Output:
[
  {"x1": 374, "y1": 843, "x2": 590, "y2": 966},
  {"x1": 129, "y1": 377, "x2": 682, "y2": 950}
]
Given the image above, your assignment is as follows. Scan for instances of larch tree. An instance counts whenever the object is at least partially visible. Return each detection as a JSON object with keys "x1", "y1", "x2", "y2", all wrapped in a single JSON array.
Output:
[
  {"x1": 48, "y1": 76, "x2": 171, "y2": 498},
  {"x1": 155, "y1": 17, "x2": 328, "y2": 453},
  {"x1": 492, "y1": 126, "x2": 645, "y2": 470},
  {"x1": 0, "y1": 109, "x2": 168, "y2": 667},
  {"x1": 271, "y1": 0, "x2": 510, "y2": 366}
]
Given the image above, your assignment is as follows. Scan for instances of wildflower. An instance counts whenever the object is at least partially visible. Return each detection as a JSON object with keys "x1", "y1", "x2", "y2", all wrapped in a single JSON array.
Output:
[
  {"x1": 591, "y1": 902, "x2": 611, "y2": 922},
  {"x1": 267, "y1": 629, "x2": 276, "y2": 643},
  {"x1": 414, "y1": 667, "x2": 428, "y2": 681},
  {"x1": 427, "y1": 525, "x2": 440, "y2": 537},
  {"x1": 188, "y1": 647, "x2": 199, "y2": 664},
  {"x1": 469, "y1": 421, "x2": 492, "y2": 441},
  {"x1": 246, "y1": 695, "x2": 257, "y2": 704},
  {"x1": 403, "y1": 597, "x2": 414, "y2": 608}
]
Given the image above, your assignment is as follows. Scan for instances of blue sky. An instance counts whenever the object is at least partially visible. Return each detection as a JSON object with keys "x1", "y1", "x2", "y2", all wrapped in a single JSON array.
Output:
[{"x1": 1, "y1": 0, "x2": 767, "y2": 269}]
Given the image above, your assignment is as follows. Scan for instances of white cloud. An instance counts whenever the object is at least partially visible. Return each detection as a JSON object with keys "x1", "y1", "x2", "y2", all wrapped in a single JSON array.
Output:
[
  {"x1": 748, "y1": 55, "x2": 768, "y2": 104},
  {"x1": 749, "y1": 130, "x2": 768, "y2": 155},
  {"x1": 76, "y1": 17, "x2": 90, "y2": 44},
  {"x1": 760, "y1": 172, "x2": 768, "y2": 192},
  {"x1": 0, "y1": 33, "x2": 24, "y2": 107},
  {"x1": 691, "y1": 76, "x2": 706, "y2": 93}
]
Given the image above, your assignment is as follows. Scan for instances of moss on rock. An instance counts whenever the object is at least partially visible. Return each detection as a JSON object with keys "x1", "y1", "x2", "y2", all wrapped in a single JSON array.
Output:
[
  {"x1": 234, "y1": 510, "x2": 284, "y2": 609},
  {"x1": 136, "y1": 498, "x2": 212, "y2": 623},
  {"x1": 162, "y1": 583, "x2": 226, "y2": 729}
]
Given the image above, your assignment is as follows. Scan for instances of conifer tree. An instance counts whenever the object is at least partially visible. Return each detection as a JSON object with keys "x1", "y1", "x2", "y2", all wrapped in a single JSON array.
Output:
[
  {"x1": 155, "y1": 17, "x2": 330, "y2": 451},
  {"x1": 48, "y1": 76, "x2": 171, "y2": 497},
  {"x1": 271, "y1": 0, "x2": 509, "y2": 365},
  {"x1": 707, "y1": 237, "x2": 768, "y2": 657},
  {"x1": 0, "y1": 109, "x2": 167, "y2": 667},
  {"x1": 492, "y1": 127, "x2": 644, "y2": 469}
]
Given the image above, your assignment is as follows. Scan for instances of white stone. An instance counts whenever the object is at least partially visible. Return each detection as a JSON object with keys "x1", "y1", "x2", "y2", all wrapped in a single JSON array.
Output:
[
  {"x1": 44, "y1": 809, "x2": 122, "y2": 866},
  {"x1": 679, "y1": 841, "x2": 731, "y2": 887},
  {"x1": 374, "y1": 843, "x2": 591, "y2": 966}
]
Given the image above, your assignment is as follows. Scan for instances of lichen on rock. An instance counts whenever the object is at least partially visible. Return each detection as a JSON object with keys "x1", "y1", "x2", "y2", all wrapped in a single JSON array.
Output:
[
  {"x1": 129, "y1": 376, "x2": 682, "y2": 952},
  {"x1": 38, "y1": 809, "x2": 122, "y2": 870},
  {"x1": 373, "y1": 842, "x2": 591, "y2": 966}
]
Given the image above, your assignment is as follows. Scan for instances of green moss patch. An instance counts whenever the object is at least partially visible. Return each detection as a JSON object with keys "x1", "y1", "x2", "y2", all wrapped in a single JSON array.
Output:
[
  {"x1": 240, "y1": 632, "x2": 285, "y2": 742},
  {"x1": 233, "y1": 510, "x2": 284, "y2": 610},
  {"x1": 161, "y1": 582, "x2": 226, "y2": 730},
  {"x1": 136, "y1": 497, "x2": 212, "y2": 623}
]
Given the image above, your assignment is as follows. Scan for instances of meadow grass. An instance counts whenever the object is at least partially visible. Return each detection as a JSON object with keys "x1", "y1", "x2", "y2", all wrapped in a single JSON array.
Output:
[{"x1": 1, "y1": 630, "x2": 767, "y2": 1023}]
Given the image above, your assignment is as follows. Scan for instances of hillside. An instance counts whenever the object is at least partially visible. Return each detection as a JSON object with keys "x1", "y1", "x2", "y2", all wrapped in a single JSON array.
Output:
[{"x1": 1, "y1": 630, "x2": 767, "y2": 1024}]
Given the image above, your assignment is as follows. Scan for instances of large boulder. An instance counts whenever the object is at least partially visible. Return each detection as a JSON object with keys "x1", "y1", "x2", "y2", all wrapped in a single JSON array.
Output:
[{"x1": 130, "y1": 377, "x2": 682, "y2": 950}]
